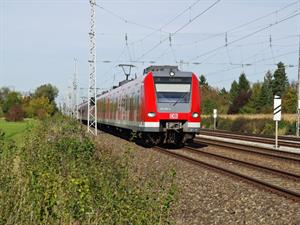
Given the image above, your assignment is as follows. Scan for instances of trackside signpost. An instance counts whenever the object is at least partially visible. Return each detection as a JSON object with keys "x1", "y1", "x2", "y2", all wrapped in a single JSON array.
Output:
[
  {"x1": 273, "y1": 95, "x2": 282, "y2": 149},
  {"x1": 213, "y1": 109, "x2": 217, "y2": 130}
]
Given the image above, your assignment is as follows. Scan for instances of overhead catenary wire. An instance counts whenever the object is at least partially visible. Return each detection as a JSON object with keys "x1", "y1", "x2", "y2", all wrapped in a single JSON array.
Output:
[
  {"x1": 176, "y1": 0, "x2": 299, "y2": 47},
  {"x1": 136, "y1": 0, "x2": 221, "y2": 61},
  {"x1": 128, "y1": 0, "x2": 202, "y2": 45},
  {"x1": 204, "y1": 50, "x2": 298, "y2": 76},
  {"x1": 190, "y1": 10, "x2": 300, "y2": 61},
  {"x1": 95, "y1": 4, "x2": 170, "y2": 33}
]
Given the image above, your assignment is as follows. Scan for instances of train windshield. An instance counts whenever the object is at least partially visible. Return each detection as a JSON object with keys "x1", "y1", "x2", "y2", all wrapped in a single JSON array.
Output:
[{"x1": 154, "y1": 77, "x2": 191, "y2": 104}]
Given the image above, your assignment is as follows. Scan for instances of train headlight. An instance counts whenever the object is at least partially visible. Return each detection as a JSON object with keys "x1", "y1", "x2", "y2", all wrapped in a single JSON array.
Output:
[
  {"x1": 147, "y1": 112, "x2": 156, "y2": 118},
  {"x1": 169, "y1": 71, "x2": 175, "y2": 76},
  {"x1": 192, "y1": 112, "x2": 199, "y2": 118}
]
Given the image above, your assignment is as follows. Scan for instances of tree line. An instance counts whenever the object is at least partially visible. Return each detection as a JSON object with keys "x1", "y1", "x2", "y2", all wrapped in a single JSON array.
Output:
[
  {"x1": 200, "y1": 62, "x2": 298, "y2": 115},
  {"x1": 0, "y1": 84, "x2": 59, "y2": 121}
]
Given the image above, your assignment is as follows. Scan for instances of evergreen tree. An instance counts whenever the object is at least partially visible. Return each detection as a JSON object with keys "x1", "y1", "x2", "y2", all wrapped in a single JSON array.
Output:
[
  {"x1": 238, "y1": 73, "x2": 250, "y2": 93},
  {"x1": 229, "y1": 80, "x2": 239, "y2": 102},
  {"x1": 258, "y1": 71, "x2": 273, "y2": 113},
  {"x1": 241, "y1": 82, "x2": 261, "y2": 113},
  {"x1": 219, "y1": 88, "x2": 227, "y2": 96},
  {"x1": 199, "y1": 75, "x2": 208, "y2": 86},
  {"x1": 272, "y1": 62, "x2": 288, "y2": 97}
]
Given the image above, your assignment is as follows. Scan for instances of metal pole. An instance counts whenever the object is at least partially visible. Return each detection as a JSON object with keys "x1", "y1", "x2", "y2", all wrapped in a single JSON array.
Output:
[
  {"x1": 73, "y1": 58, "x2": 79, "y2": 120},
  {"x1": 275, "y1": 120, "x2": 278, "y2": 149},
  {"x1": 88, "y1": 0, "x2": 97, "y2": 135},
  {"x1": 213, "y1": 117, "x2": 216, "y2": 130},
  {"x1": 297, "y1": 35, "x2": 300, "y2": 136}
]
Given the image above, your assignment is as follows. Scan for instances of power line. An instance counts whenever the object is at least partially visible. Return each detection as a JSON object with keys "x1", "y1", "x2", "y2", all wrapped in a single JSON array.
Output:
[
  {"x1": 190, "y1": 10, "x2": 300, "y2": 61},
  {"x1": 128, "y1": 0, "x2": 202, "y2": 45},
  {"x1": 177, "y1": 0, "x2": 299, "y2": 47},
  {"x1": 204, "y1": 50, "x2": 298, "y2": 76},
  {"x1": 136, "y1": 0, "x2": 221, "y2": 61},
  {"x1": 95, "y1": 4, "x2": 169, "y2": 33}
]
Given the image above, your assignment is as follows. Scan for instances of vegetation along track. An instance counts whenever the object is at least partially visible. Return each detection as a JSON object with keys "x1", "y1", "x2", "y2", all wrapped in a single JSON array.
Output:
[
  {"x1": 199, "y1": 128, "x2": 300, "y2": 149},
  {"x1": 195, "y1": 135, "x2": 300, "y2": 163},
  {"x1": 154, "y1": 146, "x2": 300, "y2": 201}
]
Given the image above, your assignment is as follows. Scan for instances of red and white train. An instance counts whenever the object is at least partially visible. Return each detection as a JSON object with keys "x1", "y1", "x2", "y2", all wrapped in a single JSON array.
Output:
[{"x1": 78, "y1": 65, "x2": 201, "y2": 146}]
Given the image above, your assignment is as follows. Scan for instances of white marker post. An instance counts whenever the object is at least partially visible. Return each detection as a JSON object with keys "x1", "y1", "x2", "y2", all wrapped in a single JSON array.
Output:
[
  {"x1": 273, "y1": 95, "x2": 282, "y2": 149},
  {"x1": 213, "y1": 109, "x2": 217, "y2": 130}
]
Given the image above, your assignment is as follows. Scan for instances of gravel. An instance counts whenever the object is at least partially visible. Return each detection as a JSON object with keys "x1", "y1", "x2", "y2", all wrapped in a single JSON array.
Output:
[
  {"x1": 193, "y1": 144, "x2": 300, "y2": 175},
  {"x1": 94, "y1": 131, "x2": 300, "y2": 225}
]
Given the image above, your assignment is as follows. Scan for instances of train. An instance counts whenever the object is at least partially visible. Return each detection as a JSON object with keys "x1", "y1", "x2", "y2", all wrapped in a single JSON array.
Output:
[{"x1": 78, "y1": 65, "x2": 201, "y2": 146}]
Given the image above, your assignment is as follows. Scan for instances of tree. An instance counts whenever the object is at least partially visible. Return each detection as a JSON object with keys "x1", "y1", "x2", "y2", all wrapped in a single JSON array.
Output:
[
  {"x1": 0, "y1": 87, "x2": 11, "y2": 104},
  {"x1": 34, "y1": 84, "x2": 58, "y2": 102},
  {"x1": 201, "y1": 99, "x2": 217, "y2": 115},
  {"x1": 241, "y1": 82, "x2": 261, "y2": 113},
  {"x1": 259, "y1": 71, "x2": 273, "y2": 113},
  {"x1": 229, "y1": 80, "x2": 239, "y2": 102},
  {"x1": 2, "y1": 91, "x2": 22, "y2": 113},
  {"x1": 272, "y1": 62, "x2": 288, "y2": 97},
  {"x1": 219, "y1": 88, "x2": 227, "y2": 96},
  {"x1": 5, "y1": 105, "x2": 24, "y2": 122},
  {"x1": 199, "y1": 75, "x2": 208, "y2": 86},
  {"x1": 25, "y1": 97, "x2": 55, "y2": 119},
  {"x1": 228, "y1": 73, "x2": 251, "y2": 114},
  {"x1": 238, "y1": 73, "x2": 250, "y2": 93},
  {"x1": 33, "y1": 84, "x2": 59, "y2": 114},
  {"x1": 228, "y1": 91, "x2": 252, "y2": 114},
  {"x1": 282, "y1": 83, "x2": 297, "y2": 113}
]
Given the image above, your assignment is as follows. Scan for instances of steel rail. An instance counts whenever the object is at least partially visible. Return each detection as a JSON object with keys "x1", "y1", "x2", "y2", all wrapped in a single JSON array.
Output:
[
  {"x1": 153, "y1": 146, "x2": 300, "y2": 201},
  {"x1": 200, "y1": 129, "x2": 300, "y2": 148},
  {"x1": 184, "y1": 146, "x2": 300, "y2": 180},
  {"x1": 194, "y1": 138, "x2": 300, "y2": 162}
]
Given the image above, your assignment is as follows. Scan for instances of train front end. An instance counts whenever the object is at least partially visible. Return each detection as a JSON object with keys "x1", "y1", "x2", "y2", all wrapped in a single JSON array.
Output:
[{"x1": 141, "y1": 66, "x2": 201, "y2": 146}]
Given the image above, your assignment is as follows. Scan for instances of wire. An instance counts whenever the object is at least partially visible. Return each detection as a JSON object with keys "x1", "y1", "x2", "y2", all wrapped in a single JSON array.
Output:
[
  {"x1": 205, "y1": 50, "x2": 298, "y2": 76},
  {"x1": 190, "y1": 10, "x2": 300, "y2": 61},
  {"x1": 177, "y1": 0, "x2": 299, "y2": 47},
  {"x1": 136, "y1": 0, "x2": 221, "y2": 61},
  {"x1": 128, "y1": 0, "x2": 202, "y2": 45},
  {"x1": 95, "y1": 4, "x2": 169, "y2": 33}
]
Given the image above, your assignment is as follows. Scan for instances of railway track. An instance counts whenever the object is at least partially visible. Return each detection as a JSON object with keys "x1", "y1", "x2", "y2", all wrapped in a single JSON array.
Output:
[
  {"x1": 195, "y1": 136, "x2": 300, "y2": 163},
  {"x1": 199, "y1": 129, "x2": 300, "y2": 148},
  {"x1": 154, "y1": 146, "x2": 300, "y2": 201}
]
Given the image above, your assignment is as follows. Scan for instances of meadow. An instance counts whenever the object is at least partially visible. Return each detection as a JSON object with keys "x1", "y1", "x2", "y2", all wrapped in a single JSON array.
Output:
[{"x1": 0, "y1": 118, "x2": 37, "y2": 142}]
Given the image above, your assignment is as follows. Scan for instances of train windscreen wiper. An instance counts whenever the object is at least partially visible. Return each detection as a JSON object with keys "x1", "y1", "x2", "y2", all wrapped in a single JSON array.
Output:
[{"x1": 172, "y1": 92, "x2": 189, "y2": 106}]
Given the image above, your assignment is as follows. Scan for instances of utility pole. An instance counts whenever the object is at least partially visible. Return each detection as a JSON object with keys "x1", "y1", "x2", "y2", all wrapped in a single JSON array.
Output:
[
  {"x1": 297, "y1": 35, "x2": 300, "y2": 136},
  {"x1": 73, "y1": 58, "x2": 79, "y2": 120},
  {"x1": 88, "y1": 0, "x2": 97, "y2": 135}
]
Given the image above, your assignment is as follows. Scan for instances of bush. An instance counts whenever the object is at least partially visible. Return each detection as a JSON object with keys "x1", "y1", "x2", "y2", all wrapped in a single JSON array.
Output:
[
  {"x1": 0, "y1": 116, "x2": 176, "y2": 224},
  {"x1": 0, "y1": 105, "x2": 3, "y2": 117},
  {"x1": 205, "y1": 116, "x2": 295, "y2": 136},
  {"x1": 5, "y1": 105, "x2": 24, "y2": 122}
]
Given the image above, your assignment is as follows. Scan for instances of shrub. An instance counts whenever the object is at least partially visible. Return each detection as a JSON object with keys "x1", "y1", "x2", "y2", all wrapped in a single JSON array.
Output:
[
  {"x1": 5, "y1": 105, "x2": 24, "y2": 122},
  {"x1": 0, "y1": 116, "x2": 176, "y2": 224},
  {"x1": 0, "y1": 105, "x2": 3, "y2": 117}
]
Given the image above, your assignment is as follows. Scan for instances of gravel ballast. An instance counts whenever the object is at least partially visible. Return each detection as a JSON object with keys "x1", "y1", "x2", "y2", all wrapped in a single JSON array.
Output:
[{"x1": 94, "y1": 132, "x2": 300, "y2": 225}]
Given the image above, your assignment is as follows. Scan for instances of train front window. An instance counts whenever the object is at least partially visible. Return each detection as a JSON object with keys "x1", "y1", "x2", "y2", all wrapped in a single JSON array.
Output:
[{"x1": 155, "y1": 83, "x2": 191, "y2": 104}]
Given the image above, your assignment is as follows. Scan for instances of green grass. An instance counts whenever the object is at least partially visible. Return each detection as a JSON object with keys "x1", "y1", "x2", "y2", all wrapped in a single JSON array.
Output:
[{"x1": 0, "y1": 118, "x2": 38, "y2": 142}]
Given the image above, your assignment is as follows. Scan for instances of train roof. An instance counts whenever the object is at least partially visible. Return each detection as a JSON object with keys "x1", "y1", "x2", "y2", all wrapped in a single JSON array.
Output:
[{"x1": 144, "y1": 65, "x2": 192, "y2": 77}]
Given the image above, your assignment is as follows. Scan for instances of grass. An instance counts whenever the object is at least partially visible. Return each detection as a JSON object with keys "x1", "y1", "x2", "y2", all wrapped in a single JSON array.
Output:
[
  {"x1": 0, "y1": 116, "x2": 176, "y2": 224},
  {"x1": 202, "y1": 114, "x2": 298, "y2": 122},
  {"x1": 0, "y1": 118, "x2": 38, "y2": 142}
]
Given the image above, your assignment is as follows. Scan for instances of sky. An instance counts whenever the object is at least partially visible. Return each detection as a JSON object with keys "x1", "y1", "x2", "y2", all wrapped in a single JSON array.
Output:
[{"x1": 1, "y1": 0, "x2": 300, "y2": 104}]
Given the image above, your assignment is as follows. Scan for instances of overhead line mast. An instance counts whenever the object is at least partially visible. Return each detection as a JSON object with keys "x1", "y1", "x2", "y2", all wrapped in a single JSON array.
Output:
[
  {"x1": 297, "y1": 35, "x2": 300, "y2": 137},
  {"x1": 88, "y1": 0, "x2": 97, "y2": 135}
]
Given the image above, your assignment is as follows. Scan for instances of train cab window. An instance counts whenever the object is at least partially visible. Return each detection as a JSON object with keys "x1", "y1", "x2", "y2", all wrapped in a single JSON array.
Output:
[{"x1": 154, "y1": 77, "x2": 191, "y2": 104}]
